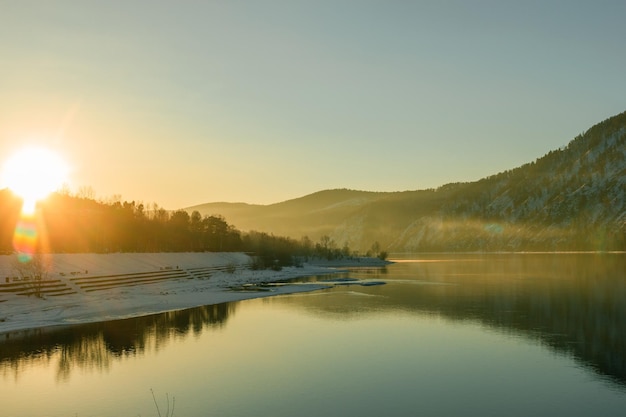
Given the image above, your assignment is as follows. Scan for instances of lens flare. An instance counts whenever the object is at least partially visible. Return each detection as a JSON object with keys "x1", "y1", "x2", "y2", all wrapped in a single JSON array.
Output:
[{"x1": 13, "y1": 212, "x2": 38, "y2": 263}]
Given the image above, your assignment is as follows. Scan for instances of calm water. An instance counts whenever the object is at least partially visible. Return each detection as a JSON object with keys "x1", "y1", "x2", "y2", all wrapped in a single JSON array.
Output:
[{"x1": 1, "y1": 253, "x2": 625, "y2": 417}]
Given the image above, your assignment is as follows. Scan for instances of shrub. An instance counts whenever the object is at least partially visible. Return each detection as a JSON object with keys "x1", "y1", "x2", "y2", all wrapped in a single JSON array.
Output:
[{"x1": 225, "y1": 263, "x2": 237, "y2": 274}]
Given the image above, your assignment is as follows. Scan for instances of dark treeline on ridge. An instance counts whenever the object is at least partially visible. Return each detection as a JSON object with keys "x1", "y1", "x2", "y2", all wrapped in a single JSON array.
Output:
[{"x1": 0, "y1": 190, "x2": 369, "y2": 267}]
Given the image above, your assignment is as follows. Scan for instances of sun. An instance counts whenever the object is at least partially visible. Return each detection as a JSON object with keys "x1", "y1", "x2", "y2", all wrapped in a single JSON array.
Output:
[{"x1": 1, "y1": 146, "x2": 69, "y2": 213}]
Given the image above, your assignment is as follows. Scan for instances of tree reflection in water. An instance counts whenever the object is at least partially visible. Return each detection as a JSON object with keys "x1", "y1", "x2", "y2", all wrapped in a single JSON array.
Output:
[{"x1": 0, "y1": 301, "x2": 235, "y2": 381}]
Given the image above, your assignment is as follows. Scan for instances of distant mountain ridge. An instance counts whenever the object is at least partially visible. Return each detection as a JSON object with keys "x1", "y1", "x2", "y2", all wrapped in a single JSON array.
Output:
[
  {"x1": 186, "y1": 189, "x2": 390, "y2": 240},
  {"x1": 187, "y1": 111, "x2": 626, "y2": 252}
]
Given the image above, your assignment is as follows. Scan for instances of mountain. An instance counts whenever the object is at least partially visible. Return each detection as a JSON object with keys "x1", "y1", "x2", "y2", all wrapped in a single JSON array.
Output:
[
  {"x1": 186, "y1": 189, "x2": 388, "y2": 241},
  {"x1": 187, "y1": 111, "x2": 626, "y2": 252}
]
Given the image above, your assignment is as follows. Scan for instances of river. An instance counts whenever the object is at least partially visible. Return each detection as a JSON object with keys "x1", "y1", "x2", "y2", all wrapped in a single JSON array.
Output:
[{"x1": 1, "y1": 253, "x2": 625, "y2": 416}]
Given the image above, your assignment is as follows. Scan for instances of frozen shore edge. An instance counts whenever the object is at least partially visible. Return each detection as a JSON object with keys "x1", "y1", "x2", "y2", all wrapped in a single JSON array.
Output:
[{"x1": 0, "y1": 252, "x2": 391, "y2": 336}]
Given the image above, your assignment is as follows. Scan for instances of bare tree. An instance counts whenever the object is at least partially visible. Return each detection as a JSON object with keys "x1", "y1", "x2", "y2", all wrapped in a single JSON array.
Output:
[
  {"x1": 12, "y1": 253, "x2": 50, "y2": 298},
  {"x1": 77, "y1": 185, "x2": 96, "y2": 200}
]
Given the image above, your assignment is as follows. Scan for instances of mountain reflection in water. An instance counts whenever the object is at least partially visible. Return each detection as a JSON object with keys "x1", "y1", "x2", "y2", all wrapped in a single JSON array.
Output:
[
  {"x1": 277, "y1": 253, "x2": 626, "y2": 386},
  {"x1": 1, "y1": 253, "x2": 624, "y2": 388}
]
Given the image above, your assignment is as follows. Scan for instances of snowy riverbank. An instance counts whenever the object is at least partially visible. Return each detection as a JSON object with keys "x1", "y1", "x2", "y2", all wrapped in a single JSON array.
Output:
[{"x1": 0, "y1": 253, "x2": 389, "y2": 335}]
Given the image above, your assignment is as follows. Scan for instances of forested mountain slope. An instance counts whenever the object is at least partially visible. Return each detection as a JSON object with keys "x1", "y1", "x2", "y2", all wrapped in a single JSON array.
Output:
[
  {"x1": 189, "y1": 111, "x2": 626, "y2": 252},
  {"x1": 389, "y1": 111, "x2": 626, "y2": 251}
]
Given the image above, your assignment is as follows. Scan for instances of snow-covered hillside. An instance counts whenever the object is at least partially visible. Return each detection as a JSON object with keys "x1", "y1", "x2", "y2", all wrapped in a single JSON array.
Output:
[{"x1": 342, "y1": 111, "x2": 626, "y2": 251}]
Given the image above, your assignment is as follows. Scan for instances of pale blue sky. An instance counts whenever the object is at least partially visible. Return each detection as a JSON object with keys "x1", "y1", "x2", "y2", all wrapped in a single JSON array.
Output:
[{"x1": 1, "y1": 1, "x2": 624, "y2": 209}]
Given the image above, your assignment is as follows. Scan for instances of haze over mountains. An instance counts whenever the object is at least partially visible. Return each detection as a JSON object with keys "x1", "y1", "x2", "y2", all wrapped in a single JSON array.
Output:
[{"x1": 187, "y1": 111, "x2": 626, "y2": 252}]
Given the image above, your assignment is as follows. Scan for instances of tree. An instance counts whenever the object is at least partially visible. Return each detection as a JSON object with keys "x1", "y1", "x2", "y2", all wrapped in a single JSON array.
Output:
[
  {"x1": 168, "y1": 210, "x2": 191, "y2": 251},
  {"x1": 76, "y1": 185, "x2": 96, "y2": 200},
  {"x1": 190, "y1": 210, "x2": 203, "y2": 251},
  {"x1": 204, "y1": 215, "x2": 229, "y2": 251},
  {"x1": 300, "y1": 236, "x2": 313, "y2": 259},
  {"x1": 370, "y1": 241, "x2": 381, "y2": 258},
  {"x1": 12, "y1": 254, "x2": 50, "y2": 298}
]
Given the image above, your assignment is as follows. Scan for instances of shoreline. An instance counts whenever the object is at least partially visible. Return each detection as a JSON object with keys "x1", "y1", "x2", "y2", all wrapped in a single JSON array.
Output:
[{"x1": 0, "y1": 253, "x2": 390, "y2": 336}]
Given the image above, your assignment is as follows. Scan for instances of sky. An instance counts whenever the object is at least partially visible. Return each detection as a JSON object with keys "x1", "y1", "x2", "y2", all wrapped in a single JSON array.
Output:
[{"x1": 1, "y1": 0, "x2": 625, "y2": 209}]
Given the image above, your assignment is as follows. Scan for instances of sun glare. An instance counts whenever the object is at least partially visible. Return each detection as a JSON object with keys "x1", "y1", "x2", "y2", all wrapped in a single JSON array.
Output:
[{"x1": 2, "y1": 146, "x2": 69, "y2": 213}]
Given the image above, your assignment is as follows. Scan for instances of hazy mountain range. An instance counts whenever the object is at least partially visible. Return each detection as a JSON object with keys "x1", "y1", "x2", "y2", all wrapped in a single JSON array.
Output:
[{"x1": 187, "y1": 111, "x2": 626, "y2": 252}]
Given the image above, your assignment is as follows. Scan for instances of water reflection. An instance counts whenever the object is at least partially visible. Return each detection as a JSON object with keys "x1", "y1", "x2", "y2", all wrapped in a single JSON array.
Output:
[
  {"x1": 0, "y1": 302, "x2": 235, "y2": 381},
  {"x1": 1, "y1": 253, "x2": 624, "y2": 389},
  {"x1": 285, "y1": 253, "x2": 626, "y2": 387}
]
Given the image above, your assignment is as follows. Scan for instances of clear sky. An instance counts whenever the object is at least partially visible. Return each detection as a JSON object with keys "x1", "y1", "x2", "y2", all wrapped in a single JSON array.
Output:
[{"x1": 1, "y1": 1, "x2": 624, "y2": 209}]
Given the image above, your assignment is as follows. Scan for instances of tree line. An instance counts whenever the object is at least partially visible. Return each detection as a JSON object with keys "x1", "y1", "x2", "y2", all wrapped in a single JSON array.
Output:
[{"x1": 0, "y1": 190, "x2": 378, "y2": 267}]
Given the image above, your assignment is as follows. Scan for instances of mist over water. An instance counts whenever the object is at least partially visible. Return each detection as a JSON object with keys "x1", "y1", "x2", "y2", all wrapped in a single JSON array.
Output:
[{"x1": 2, "y1": 253, "x2": 625, "y2": 416}]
